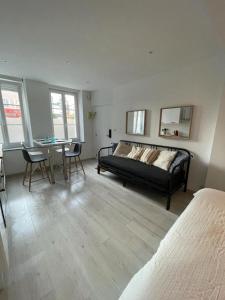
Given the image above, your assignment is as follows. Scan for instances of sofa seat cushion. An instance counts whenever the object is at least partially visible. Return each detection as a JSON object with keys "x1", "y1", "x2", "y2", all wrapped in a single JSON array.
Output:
[{"x1": 100, "y1": 155, "x2": 183, "y2": 188}]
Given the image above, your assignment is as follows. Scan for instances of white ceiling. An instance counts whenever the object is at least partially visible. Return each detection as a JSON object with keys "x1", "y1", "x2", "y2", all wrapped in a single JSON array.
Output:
[
  {"x1": 0, "y1": 0, "x2": 224, "y2": 90},
  {"x1": 206, "y1": 0, "x2": 225, "y2": 49}
]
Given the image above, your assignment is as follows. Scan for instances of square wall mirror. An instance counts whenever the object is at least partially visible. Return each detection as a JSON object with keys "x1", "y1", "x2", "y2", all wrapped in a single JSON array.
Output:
[
  {"x1": 159, "y1": 106, "x2": 193, "y2": 139},
  {"x1": 126, "y1": 110, "x2": 146, "y2": 136}
]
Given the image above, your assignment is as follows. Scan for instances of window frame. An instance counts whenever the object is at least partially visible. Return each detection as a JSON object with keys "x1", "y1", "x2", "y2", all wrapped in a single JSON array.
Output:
[
  {"x1": 49, "y1": 89, "x2": 80, "y2": 140},
  {"x1": 0, "y1": 80, "x2": 27, "y2": 148}
]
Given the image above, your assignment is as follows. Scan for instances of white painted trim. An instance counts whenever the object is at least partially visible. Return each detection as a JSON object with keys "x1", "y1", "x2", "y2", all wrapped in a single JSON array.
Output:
[
  {"x1": 49, "y1": 84, "x2": 80, "y2": 94},
  {"x1": 0, "y1": 80, "x2": 29, "y2": 148},
  {"x1": 22, "y1": 80, "x2": 33, "y2": 146},
  {"x1": 0, "y1": 74, "x2": 22, "y2": 83}
]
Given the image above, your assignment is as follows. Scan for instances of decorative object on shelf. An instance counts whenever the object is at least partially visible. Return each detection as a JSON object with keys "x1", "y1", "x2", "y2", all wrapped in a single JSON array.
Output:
[
  {"x1": 162, "y1": 128, "x2": 168, "y2": 135},
  {"x1": 126, "y1": 110, "x2": 146, "y2": 136},
  {"x1": 159, "y1": 106, "x2": 193, "y2": 139},
  {"x1": 87, "y1": 111, "x2": 96, "y2": 120}
]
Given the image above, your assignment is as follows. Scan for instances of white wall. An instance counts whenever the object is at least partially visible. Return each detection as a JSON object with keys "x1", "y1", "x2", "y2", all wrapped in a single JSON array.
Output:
[
  {"x1": 4, "y1": 150, "x2": 26, "y2": 175},
  {"x1": 79, "y1": 91, "x2": 95, "y2": 159},
  {"x1": 25, "y1": 79, "x2": 53, "y2": 139},
  {"x1": 206, "y1": 86, "x2": 225, "y2": 190},
  {"x1": 92, "y1": 56, "x2": 225, "y2": 191},
  {"x1": 92, "y1": 89, "x2": 113, "y2": 154}
]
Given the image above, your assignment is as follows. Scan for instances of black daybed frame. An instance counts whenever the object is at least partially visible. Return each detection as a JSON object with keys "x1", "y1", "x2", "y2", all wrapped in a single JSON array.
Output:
[{"x1": 97, "y1": 140, "x2": 192, "y2": 210}]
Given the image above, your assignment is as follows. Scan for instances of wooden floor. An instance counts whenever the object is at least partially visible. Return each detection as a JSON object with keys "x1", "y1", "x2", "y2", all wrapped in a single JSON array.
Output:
[{"x1": 0, "y1": 159, "x2": 193, "y2": 300}]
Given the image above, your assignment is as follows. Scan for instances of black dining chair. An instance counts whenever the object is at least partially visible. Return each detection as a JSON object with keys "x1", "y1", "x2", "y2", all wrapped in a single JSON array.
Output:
[
  {"x1": 21, "y1": 142, "x2": 44, "y2": 156},
  {"x1": 64, "y1": 143, "x2": 85, "y2": 178},
  {"x1": 22, "y1": 149, "x2": 51, "y2": 191}
]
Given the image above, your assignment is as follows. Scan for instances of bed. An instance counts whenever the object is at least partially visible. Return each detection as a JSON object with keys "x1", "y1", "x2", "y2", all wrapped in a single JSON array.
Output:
[{"x1": 119, "y1": 188, "x2": 225, "y2": 300}]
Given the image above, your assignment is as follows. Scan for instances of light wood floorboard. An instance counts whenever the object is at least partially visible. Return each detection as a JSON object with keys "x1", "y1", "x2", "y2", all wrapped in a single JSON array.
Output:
[{"x1": 0, "y1": 159, "x2": 193, "y2": 300}]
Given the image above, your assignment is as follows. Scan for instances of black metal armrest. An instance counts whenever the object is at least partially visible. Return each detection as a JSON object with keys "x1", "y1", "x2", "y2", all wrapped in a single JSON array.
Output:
[
  {"x1": 171, "y1": 163, "x2": 182, "y2": 175},
  {"x1": 170, "y1": 157, "x2": 189, "y2": 175},
  {"x1": 98, "y1": 146, "x2": 113, "y2": 161}
]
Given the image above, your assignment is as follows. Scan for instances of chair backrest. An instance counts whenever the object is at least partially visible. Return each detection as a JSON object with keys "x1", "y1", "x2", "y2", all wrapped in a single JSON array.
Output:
[
  {"x1": 71, "y1": 138, "x2": 80, "y2": 143},
  {"x1": 21, "y1": 142, "x2": 28, "y2": 149},
  {"x1": 22, "y1": 149, "x2": 32, "y2": 163},
  {"x1": 73, "y1": 143, "x2": 82, "y2": 155}
]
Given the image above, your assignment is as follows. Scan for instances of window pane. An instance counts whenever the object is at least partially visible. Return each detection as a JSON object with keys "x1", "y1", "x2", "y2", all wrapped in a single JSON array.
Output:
[
  {"x1": 2, "y1": 89, "x2": 20, "y2": 105},
  {"x1": 65, "y1": 94, "x2": 77, "y2": 138},
  {"x1": 67, "y1": 110, "x2": 75, "y2": 125},
  {"x1": 51, "y1": 92, "x2": 63, "y2": 125},
  {"x1": 53, "y1": 125, "x2": 65, "y2": 139},
  {"x1": 68, "y1": 125, "x2": 77, "y2": 139},
  {"x1": 7, "y1": 125, "x2": 24, "y2": 143},
  {"x1": 2, "y1": 90, "x2": 23, "y2": 124},
  {"x1": 4, "y1": 105, "x2": 23, "y2": 125},
  {"x1": 1, "y1": 89, "x2": 25, "y2": 143}
]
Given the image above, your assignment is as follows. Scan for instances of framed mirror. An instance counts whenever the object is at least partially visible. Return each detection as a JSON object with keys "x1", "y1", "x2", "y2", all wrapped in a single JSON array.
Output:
[
  {"x1": 126, "y1": 110, "x2": 146, "y2": 136},
  {"x1": 159, "y1": 106, "x2": 193, "y2": 139}
]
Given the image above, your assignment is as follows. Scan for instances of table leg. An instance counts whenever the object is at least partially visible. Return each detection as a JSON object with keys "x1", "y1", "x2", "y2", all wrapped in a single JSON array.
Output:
[
  {"x1": 62, "y1": 144, "x2": 68, "y2": 180},
  {"x1": 48, "y1": 148, "x2": 55, "y2": 184},
  {"x1": 0, "y1": 198, "x2": 6, "y2": 228}
]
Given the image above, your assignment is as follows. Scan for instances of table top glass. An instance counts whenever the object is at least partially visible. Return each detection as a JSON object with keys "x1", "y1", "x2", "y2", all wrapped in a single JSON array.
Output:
[{"x1": 34, "y1": 138, "x2": 71, "y2": 147}]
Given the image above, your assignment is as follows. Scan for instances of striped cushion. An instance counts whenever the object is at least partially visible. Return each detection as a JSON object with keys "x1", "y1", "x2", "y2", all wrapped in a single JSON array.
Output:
[
  {"x1": 127, "y1": 146, "x2": 145, "y2": 160},
  {"x1": 140, "y1": 149, "x2": 160, "y2": 164}
]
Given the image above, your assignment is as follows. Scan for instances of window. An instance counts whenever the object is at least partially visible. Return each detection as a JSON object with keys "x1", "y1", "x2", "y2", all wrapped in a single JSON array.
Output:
[
  {"x1": 50, "y1": 90, "x2": 79, "y2": 139},
  {"x1": 0, "y1": 126, "x2": 3, "y2": 144},
  {"x1": 0, "y1": 81, "x2": 26, "y2": 147}
]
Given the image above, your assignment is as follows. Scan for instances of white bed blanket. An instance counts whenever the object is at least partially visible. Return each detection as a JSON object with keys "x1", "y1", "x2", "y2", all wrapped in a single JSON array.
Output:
[{"x1": 119, "y1": 188, "x2": 225, "y2": 300}]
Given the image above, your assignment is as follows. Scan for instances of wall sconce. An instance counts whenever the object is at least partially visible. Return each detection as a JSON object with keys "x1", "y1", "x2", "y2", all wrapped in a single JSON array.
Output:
[{"x1": 88, "y1": 111, "x2": 96, "y2": 120}]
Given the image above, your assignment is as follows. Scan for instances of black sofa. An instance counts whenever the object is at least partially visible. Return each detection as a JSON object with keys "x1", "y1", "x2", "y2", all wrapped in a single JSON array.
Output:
[{"x1": 97, "y1": 140, "x2": 192, "y2": 210}]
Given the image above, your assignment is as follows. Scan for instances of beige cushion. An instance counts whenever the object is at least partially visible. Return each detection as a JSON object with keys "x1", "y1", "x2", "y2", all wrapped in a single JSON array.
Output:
[
  {"x1": 152, "y1": 150, "x2": 177, "y2": 170},
  {"x1": 113, "y1": 142, "x2": 132, "y2": 157},
  {"x1": 127, "y1": 146, "x2": 145, "y2": 160},
  {"x1": 140, "y1": 149, "x2": 160, "y2": 164}
]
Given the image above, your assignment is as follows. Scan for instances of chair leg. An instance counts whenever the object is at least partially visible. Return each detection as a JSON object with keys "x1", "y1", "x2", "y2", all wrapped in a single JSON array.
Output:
[
  {"x1": 39, "y1": 162, "x2": 44, "y2": 178},
  {"x1": 69, "y1": 158, "x2": 71, "y2": 178},
  {"x1": 74, "y1": 156, "x2": 78, "y2": 170},
  {"x1": 29, "y1": 163, "x2": 32, "y2": 192},
  {"x1": 63, "y1": 157, "x2": 68, "y2": 180},
  {"x1": 43, "y1": 161, "x2": 51, "y2": 184},
  {"x1": 23, "y1": 162, "x2": 28, "y2": 185},
  {"x1": 62, "y1": 155, "x2": 66, "y2": 179},
  {"x1": 78, "y1": 156, "x2": 85, "y2": 175}
]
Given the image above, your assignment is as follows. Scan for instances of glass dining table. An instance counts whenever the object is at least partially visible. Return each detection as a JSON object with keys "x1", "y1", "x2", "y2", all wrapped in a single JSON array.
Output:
[{"x1": 33, "y1": 138, "x2": 71, "y2": 183}]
